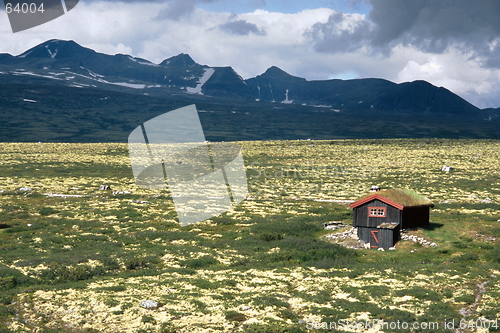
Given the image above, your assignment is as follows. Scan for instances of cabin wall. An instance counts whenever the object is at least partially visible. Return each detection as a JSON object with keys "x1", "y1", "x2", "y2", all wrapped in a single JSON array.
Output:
[
  {"x1": 353, "y1": 199, "x2": 401, "y2": 227},
  {"x1": 402, "y1": 206, "x2": 430, "y2": 229},
  {"x1": 357, "y1": 225, "x2": 400, "y2": 249},
  {"x1": 378, "y1": 227, "x2": 400, "y2": 249}
]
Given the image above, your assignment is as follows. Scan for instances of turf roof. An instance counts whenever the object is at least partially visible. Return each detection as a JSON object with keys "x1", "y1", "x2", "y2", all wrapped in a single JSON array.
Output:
[
  {"x1": 373, "y1": 188, "x2": 434, "y2": 207},
  {"x1": 351, "y1": 189, "x2": 434, "y2": 209}
]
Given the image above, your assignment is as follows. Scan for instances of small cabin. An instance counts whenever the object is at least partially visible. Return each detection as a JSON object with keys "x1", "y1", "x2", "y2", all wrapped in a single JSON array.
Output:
[{"x1": 349, "y1": 189, "x2": 434, "y2": 249}]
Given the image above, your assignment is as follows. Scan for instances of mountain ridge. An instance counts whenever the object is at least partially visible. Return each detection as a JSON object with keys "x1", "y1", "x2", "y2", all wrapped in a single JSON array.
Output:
[
  {"x1": 0, "y1": 39, "x2": 491, "y2": 114},
  {"x1": 0, "y1": 39, "x2": 498, "y2": 143}
]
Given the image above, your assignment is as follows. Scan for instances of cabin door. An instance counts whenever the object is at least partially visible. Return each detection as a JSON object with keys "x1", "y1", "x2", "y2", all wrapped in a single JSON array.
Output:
[{"x1": 369, "y1": 230, "x2": 379, "y2": 248}]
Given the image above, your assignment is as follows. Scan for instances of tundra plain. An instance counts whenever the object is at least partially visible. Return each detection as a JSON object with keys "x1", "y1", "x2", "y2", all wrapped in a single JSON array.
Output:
[{"x1": 0, "y1": 139, "x2": 500, "y2": 332}]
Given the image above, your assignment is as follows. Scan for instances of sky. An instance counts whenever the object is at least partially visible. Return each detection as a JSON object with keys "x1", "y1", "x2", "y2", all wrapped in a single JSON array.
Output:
[{"x1": 1, "y1": 0, "x2": 500, "y2": 108}]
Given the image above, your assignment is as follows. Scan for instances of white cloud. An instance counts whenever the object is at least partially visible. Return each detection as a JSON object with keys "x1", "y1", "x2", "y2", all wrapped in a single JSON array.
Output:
[
  {"x1": 1, "y1": 1, "x2": 499, "y2": 108},
  {"x1": 395, "y1": 46, "x2": 499, "y2": 108}
]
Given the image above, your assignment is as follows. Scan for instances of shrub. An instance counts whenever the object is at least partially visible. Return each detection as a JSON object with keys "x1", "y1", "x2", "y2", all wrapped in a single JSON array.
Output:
[
  {"x1": 259, "y1": 233, "x2": 283, "y2": 242},
  {"x1": 253, "y1": 295, "x2": 289, "y2": 309},
  {"x1": 0, "y1": 304, "x2": 15, "y2": 317},
  {"x1": 141, "y1": 315, "x2": 157, "y2": 325},
  {"x1": 225, "y1": 311, "x2": 247, "y2": 322},
  {"x1": 451, "y1": 253, "x2": 479, "y2": 263},
  {"x1": 0, "y1": 266, "x2": 34, "y2": 289},
  {"x1": 159, "y1": 323, "x2": 178, "y2": 333},
  {"x1": 191, "y1": 279, "x2": 216, "y2": 289},
  {"x1": 486, "y1": 243, "x2": 500, "y2": 263},
  {"x1": 39, "y1": 207, "x2": 59, "y2": 216},
  {"x1": 394, "y1": 286, "x2": 442, "y2": 302},
  {"x1": 180, "y1": 255, "x2": 219, "y2": 269},
  {"x1": 124, "y1": 256, "x2": 160, "y2": 270},
  {"x1": 39, "y1": 264, "x2": 105, "y2": 282},
  {"x1": 417, "y1": 302, "x2": 459, "y2": 331},
  {"x1": 362, "y1": 285, "x2": 391, "y2": 298},
  {"x1": 455, "y1": 294, "x2": 475, "y2": 304}
]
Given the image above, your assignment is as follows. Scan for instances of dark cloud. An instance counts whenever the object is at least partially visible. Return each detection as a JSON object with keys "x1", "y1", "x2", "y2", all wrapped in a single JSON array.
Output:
[
  {"x1": 151, "y1": 0, "x2": 217, "y2": 20},
  {"x1": 219, "y1": 20, "x2": 266, "y2": 36},
  {"x1": 156, "y1": 0, "x2": 197, "y2": 20},
  {"x1": 370, "y1": 0, "x2": 500, "y2": 53},
  {"x1": 308, "y1": 0, "x2": 500, "y2": 67},
  {"x1": 308, "y1": 12, "x2": 372, "y2": 53}
]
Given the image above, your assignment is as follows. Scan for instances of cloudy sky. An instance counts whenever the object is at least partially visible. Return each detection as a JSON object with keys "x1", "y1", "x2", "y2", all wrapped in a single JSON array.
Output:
[{"x1": 1, "y1": 0, "x2": 500, "y2": 108}]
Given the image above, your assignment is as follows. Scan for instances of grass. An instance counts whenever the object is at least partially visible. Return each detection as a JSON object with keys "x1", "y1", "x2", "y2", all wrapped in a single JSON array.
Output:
[{"x1": 0, "y1": 139, "x2": 499, "y2": 332}]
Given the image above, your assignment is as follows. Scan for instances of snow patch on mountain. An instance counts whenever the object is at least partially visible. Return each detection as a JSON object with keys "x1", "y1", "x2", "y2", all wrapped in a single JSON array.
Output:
[
  {"x1": 127, "y1": 56, "x2": 159, "y2": 67},
  {"x1": 11, "y1": 70, "x2": 63, "y2": 81},
  {"x1": 187, "y1": 68, "x2": 215, "y2": 95},
  {"x1": 90, "y1": 75, "x2": 146, "y2": 89},
  {"x1": 282, "y1": 89, "x2": 293, "y2": 104},
  {"x1": 45, "y1": 45, "x2": 58, "y2": 59},
  {"x1": 17, "y1": 51, "x2": 30, "y2": 58}
]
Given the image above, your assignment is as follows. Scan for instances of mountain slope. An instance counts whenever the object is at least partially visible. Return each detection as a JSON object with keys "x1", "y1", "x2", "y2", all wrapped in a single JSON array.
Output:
[
  {"x1": 0, "y1": 39, "x2": 498, "y2": 142},
  {"x1": 245, "y1": 67, "x2": 481, "y2": 115},
  {"x1": 0, "y1": 79, "x2": 499, "y2": 143},
  {"x1": 0, "y1": 39, "x2": 487, "y2": 116},
  {"x1": 1, "y1": 39, "x2": 251, "y2": 99}
]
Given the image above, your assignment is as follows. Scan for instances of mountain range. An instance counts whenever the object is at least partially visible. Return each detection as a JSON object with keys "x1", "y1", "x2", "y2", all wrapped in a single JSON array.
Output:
[{"x1": 0, "y1": 39, "x2": 498, "y2": 142}]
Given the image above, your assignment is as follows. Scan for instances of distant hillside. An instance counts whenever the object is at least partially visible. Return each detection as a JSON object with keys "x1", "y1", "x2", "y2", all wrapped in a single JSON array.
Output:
[
  {"x1": 0, "y1": 80, "x2": 499, "y2": 143},
  {"x1": 245, "y1": 67, "x2": 480, "y2": 116}
]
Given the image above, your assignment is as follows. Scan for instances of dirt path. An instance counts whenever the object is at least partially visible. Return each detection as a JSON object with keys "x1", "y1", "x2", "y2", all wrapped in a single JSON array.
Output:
[{"x1": 454, "y1": 276, "x2": 494, "y2": 333}]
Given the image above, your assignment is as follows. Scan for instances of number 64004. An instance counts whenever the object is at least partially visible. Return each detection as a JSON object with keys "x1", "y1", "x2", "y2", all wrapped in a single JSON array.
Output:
[{"x1": 5, "y1": 3, "x2": 45, "y2": 14}]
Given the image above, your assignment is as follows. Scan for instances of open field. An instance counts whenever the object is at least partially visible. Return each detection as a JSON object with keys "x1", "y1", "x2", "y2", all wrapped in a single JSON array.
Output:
[{"x1": 0, "y1": 139, "x2": 500, "y2": 332}]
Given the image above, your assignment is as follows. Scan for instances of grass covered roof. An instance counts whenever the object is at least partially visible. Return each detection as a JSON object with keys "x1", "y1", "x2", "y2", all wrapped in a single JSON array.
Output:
[
  {"x1": 351, "y1": 188, "x2": 434, "y2": 209},
  {"x1": 376, "y1": 188, "x2": 434, "y2": 207}
]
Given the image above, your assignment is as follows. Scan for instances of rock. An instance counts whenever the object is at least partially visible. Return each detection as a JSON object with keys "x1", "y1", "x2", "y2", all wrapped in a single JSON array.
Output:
[
  {"x1": 99, "y1": 185, "x2": 111, "y2": 191},
  {"x1": 113, "y1": 190, "x2": 131, "y2": 195},
  {"x1": 19, "y1": 187, "x2": 33, "y2": 192},
  {"x1": 240, "y1": 305, "x2": 251, "y2": 311},
  {"x1": 140, "y1": 300, "x2": 159, "y2": 309}
]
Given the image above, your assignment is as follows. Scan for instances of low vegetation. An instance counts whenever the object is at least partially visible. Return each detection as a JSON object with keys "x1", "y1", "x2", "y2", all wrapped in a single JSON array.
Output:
[{"x1": 0, "y1": 139, "x2": 499, "y2": 332}]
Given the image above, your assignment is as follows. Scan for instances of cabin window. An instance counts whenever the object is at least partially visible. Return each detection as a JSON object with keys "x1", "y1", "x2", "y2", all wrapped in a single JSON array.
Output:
[{"x1": 368, "y1": 207, "x2": 386, "y2": 217}]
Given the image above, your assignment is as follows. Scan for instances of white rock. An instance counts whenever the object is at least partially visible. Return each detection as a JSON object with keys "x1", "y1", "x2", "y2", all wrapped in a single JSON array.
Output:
[
  {"x1": 241, "y1": 305, "x2": 251, "y2": 311},
  {"x1": 140, "y1": 300, "x2": 159, "y2": 309}
]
